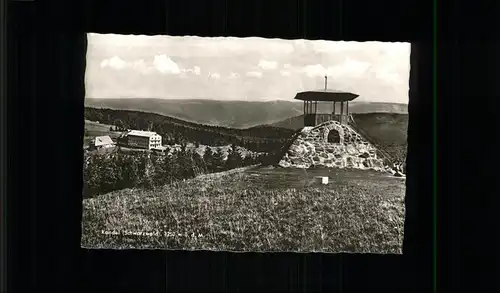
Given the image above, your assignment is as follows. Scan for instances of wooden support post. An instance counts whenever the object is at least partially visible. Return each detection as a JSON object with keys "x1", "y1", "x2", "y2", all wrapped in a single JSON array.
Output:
[
  {"x1": 333, "y1": 102, "x2": 336, "y2": 121},
  {"x1": 303, "y1": 101, "x2": 306, "y2": 114},
  {"x1": 314, "y1": 101, "x2": 318, "y2": 125},
  {"x1": 346, "y1": 101, "x2": 349, "y2": 122},
  {"x1": 340, "y1": 102, "x2": 344, "y2": 124}
]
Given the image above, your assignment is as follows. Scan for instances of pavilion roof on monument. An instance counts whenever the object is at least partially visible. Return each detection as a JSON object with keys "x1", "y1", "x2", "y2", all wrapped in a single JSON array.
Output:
[{"x1": 294, "y1": 90, "x2": 359, "y2": 102}]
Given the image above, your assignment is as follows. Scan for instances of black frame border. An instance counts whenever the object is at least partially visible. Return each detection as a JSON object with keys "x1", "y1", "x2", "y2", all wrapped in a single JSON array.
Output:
[{"x1": 7, "y1": 0, "x2": 440, "y2": 291}]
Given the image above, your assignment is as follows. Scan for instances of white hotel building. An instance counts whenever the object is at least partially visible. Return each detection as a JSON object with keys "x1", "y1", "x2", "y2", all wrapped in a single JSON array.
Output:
[{"x1": 124, "y1": 130, "x2": 162, "y2": 150}]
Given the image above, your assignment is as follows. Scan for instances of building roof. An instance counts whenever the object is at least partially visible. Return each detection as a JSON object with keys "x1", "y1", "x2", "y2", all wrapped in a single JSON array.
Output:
[
  {"x1": 294, "y1": 90, "x2": 359, "y2": 102},
  {"x1": 127, "y1": 130, "x2": 159, "y2": 137},
  {"x1": 94, "y1": 135, "x2": 114, "y2": 146}
]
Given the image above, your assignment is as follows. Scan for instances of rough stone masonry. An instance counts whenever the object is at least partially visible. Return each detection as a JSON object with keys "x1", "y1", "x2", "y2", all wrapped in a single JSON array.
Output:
[{"x1": 278, "y1": 120, "x2": 393, "y2": 173}]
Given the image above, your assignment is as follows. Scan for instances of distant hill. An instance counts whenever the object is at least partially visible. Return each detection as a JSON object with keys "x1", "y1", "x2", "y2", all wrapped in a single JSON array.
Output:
[{"x1": 85, "y1": 98, "x2": 408, "y2": 128}]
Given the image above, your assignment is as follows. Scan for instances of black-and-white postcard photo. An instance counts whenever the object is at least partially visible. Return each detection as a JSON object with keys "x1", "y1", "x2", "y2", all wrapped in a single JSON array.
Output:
[{"x1": 81, "y1": 33, "x2": 409, "y2": 253}]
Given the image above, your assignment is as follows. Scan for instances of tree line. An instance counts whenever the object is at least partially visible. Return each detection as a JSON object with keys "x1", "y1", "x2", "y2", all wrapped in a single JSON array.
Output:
[
  {"x1": 85, "y1": 107, "x2": 294, "y2": 153},
  {"x1": 83, "y1": 144, "x2": 270, "y2": 199}
]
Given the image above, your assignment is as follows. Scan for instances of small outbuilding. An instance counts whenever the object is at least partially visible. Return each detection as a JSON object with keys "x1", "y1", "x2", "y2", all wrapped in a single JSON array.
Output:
[{"x1": 90, "y1": 135, "x2": 115, "y2": 150}]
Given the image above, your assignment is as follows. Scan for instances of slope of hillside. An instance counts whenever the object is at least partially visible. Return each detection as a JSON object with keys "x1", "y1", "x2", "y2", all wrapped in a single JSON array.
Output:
[
  {"x1": 85, "y1": 98, "x2": 408, "y2": 128},
  {"x1": 350, "y1": 113, "x2": 408, "y2": 146},
  {"x1": 270, "y1": 115, "x2": 309, "y2": 130},
  {"x1": 349, "y1": 113, "x2": 408, "y2": 162},
  {"x1": 347, "y1": 102, "x2": 408, "y2": 114}
]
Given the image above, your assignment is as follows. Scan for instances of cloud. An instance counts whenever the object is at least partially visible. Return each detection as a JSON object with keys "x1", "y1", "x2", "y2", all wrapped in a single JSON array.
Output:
[
  {"x1": 208, "y1": 72, "x2": 220, "y2": 79},
  {"x1": 258, "y1": 60, "x2": 278, "y2": 70},
  {"x1": 375, "y1": 70, "x2": 403, "y2": 84},
  {"x1": 100, "y1": 56, "x2": 127, "y2": 70},
  {"x1": 341, "y1": 57, "x2": 371, "y2": 75},
  {"x1": 182, "y1": 66, "x2": 201, "y2": 76},
  {"x1": 98, "y1": 54, "x2": 201, "y2": 77},
  {"x1": 228, "y1": 72, "x2": 240, "y2": 79},
  {"x1": 280, "y1": 70, "x2": 290, "y2": 76},
  {"x1": 283, "y1": 63, "x2": 291, "y2": 69},
  {"x1": 130, "y1": 59, "x2": 149, "y2": 73},
  {"x1": 246, "y1": 71, "x2": 263, "y2": 78},
  {"x1": 99, "y1": 56, "x2": 152, "y2": 74},
  {"x1": 302, "y1": 57, "x2": 371, "y2": 79},
  {"x1": 193, "y1": 66, "x2": 201, "y2": 75},
  {"x1": 153, "y1": 54, "x2": 181, "y2": 74},
  {"x1": 302, "y1": 64, "x2": 327, "y2": 78}
]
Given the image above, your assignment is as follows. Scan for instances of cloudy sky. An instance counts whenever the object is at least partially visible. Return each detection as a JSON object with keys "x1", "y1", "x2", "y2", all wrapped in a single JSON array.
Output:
[{"x1": 86, "y1": 33, "x2": 410, "y2": 104}]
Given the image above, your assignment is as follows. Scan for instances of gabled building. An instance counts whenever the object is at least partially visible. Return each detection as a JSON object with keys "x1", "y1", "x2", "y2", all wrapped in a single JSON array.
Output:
[{"x1": 90, "y1": 135, "x2": 115, "y2": 150}]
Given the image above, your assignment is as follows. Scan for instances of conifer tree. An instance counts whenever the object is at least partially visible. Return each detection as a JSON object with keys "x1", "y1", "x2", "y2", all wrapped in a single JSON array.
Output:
[
  {"x1": 203, "y1": 147, "x2": 215, "y2": 172},
  {"x1": 243, "y1": 154, "x2": 254, "y2": 166},
  {"x1": 225, "y1": 145, "x2": 242, "y2": 170},
  {"x1": 212, "y1": 148, "x2": 225, "y2": 171}
]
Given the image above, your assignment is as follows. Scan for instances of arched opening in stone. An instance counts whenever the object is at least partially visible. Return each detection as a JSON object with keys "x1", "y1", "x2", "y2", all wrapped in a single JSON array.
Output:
[{"x1": 327, "y1": 129, "x2": 341, "y2": 144}]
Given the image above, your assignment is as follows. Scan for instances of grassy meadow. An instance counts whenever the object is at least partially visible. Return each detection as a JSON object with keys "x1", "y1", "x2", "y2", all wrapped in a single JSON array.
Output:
[{"x1": 81, "y1": 166, "x2": 406, "y2": 253}]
